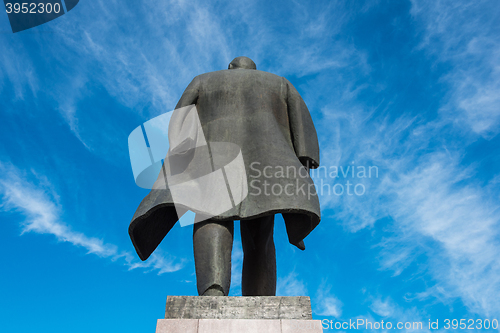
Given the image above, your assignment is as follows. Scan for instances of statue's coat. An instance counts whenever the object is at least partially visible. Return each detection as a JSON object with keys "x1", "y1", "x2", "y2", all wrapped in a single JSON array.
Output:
[{"x1": 129, "y1": 68, "x2": 321, "y2": 261}]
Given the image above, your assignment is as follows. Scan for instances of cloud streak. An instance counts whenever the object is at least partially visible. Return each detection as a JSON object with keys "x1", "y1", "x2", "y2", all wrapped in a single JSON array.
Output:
[
  {"x1": 0, "y1": 162, "x2": 184, "y2": 275},
  {"x1": 315, "y1": 283, "x2": 343, "y2": 318},
  {"x1": 410, "y1": 0, "x2": 500, "y2": 138},
  {"x1": 277, "y1": 271, "x2": 307, "y2": 296},
  {"x1": 383, "y1": 153, "x2": 500, "y2": 317}
]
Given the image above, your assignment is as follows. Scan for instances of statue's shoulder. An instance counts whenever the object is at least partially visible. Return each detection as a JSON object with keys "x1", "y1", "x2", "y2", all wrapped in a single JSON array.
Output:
[{"x1": 195, "y1": 69, "x2": 283, "y2": 83}]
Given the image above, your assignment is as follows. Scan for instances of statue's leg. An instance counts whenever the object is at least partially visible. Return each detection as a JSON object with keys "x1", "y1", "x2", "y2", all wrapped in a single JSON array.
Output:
[
  {"x1": 240, "y1": 214, "x2": 276, "y2": 296},
  {"x1": 193, "y1": 219, "x2": 234, "y2": 296}
]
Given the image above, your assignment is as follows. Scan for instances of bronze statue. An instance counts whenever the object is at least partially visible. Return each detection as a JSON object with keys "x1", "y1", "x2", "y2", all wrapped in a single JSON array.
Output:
[{"x1": 129, "y1": 57, "x2": 320, "y2": 296}]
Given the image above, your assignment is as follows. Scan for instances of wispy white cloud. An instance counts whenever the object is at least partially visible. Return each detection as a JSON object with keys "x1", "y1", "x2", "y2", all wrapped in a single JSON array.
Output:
[
  {"x1": 0, "y1": 37, "x2": 38, "y2": 101},
  {"x1": 125, "y1": 251, "x2": 184, "y2": 275},
  {"x1": 315, "y1": 282, "x2": 343, "y2": 318},
  {"x1": 320, "y1": 296, "x2": 430, "y2": 332},
  {"x1": 277, "y1": 271, "x2": 307, "y2": 296},
  {"x1": 318, "y1": 107, "x2": 500, "y2": 317},
  {"x1": 382, "y1": 153, "x2": 500, "y2": 317},
  {"x1": 348, "y1": 0, "x2": 500, "y2": 317},
  {"x1": 410, "y1": 0, "x2": 500, "y2": 138},
  {"x1": 369, "y1": 297, "x2": 394, "y2": 318},
  {"x1": 318, "y1": 111, "x2": 500, "y2": 316},
  {"x1": 0, "y1": 162, "x2": 184, "y2": 274}
]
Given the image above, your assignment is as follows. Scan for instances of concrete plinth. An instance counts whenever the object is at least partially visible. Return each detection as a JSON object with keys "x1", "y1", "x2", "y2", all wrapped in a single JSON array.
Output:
[{"x1": 155, "y1": 296, "x2": 323, "y2": 333}]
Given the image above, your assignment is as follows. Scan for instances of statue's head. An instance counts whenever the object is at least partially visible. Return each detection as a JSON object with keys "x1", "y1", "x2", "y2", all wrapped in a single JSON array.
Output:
[{"x1": 228, "y1": 57, "x2": 257, "y2": 70}]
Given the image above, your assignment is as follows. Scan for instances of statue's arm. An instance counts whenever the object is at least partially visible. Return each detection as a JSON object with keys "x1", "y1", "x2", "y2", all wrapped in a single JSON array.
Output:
[
  {"x1": 284, "y1": 78, "x2": 320, "y2": 169},
  {"x1": 175, "y1": 76, "x2": 200, "y2": 109}
]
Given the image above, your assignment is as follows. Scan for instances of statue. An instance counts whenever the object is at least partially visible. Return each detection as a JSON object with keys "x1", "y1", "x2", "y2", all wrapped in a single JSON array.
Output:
[{"x1": 128, "y1": 57, "x2": 320, "y2": 296}]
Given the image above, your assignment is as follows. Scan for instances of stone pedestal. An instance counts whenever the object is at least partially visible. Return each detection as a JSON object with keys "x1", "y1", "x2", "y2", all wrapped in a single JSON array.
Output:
[{"x1": 155, "y1": 296, "x2": 323, "y2": 333}]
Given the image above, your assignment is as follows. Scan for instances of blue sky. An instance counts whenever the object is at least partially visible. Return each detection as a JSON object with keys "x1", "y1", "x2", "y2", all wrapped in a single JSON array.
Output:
[{"x1": 1, "y1": 0, "x2": 500, "y2": 332}]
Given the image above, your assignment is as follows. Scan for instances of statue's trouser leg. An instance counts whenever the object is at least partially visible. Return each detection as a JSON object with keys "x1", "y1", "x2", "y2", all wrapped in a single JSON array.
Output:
[
  {"x1": 193, "y1": 219, "x2": 234, "y2": 296},
  {"x1": 240, "y1": 215, "x2": 276, "y2": 296}
]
